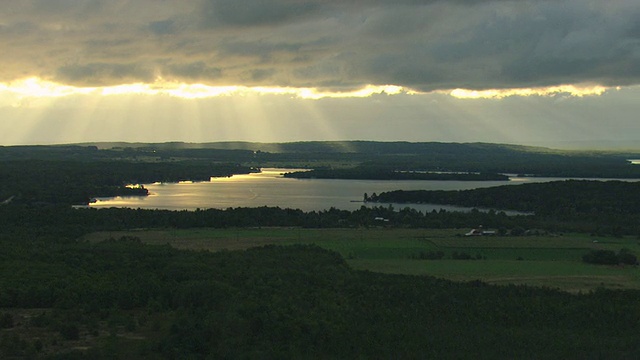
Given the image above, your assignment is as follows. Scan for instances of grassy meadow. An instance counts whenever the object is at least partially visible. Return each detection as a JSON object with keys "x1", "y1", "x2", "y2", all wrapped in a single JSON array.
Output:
[{"x1": 84, "y1": 227, "x2": 640, "y2": 292}]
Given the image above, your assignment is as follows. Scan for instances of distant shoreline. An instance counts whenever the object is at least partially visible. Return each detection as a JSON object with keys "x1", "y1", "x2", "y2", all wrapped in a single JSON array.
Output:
[{"x1": 283, "y1": 169, "x2": 509, "y2": 181}]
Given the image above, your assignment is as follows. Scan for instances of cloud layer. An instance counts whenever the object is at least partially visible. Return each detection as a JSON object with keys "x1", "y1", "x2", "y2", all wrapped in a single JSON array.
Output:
[{"x1": 1, "y1": 0, "x2": 639, "y2": 91}]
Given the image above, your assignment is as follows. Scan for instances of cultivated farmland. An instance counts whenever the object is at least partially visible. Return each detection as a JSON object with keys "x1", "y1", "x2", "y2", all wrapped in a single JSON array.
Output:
[{"x1": 84, "y1": 228, "x2": 640, "y2": 292}]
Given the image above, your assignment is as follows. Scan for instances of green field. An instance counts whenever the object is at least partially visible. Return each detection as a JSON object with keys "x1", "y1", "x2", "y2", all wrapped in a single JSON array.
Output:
[{"x1": 84, "y1": 227, "x2": 640, "y2": 292}]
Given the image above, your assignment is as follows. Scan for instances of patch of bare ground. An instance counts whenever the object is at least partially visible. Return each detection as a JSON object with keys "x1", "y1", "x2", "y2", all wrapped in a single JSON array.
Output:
[{"x1": 0, "y1": 308, "x2": 164, "y2": 358}]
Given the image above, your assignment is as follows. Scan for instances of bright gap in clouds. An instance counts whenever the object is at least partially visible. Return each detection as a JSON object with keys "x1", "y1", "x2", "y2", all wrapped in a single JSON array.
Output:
[
  {"x1": 0, "y1": 77, "x2": 613, "y2": 101},
  {"x1": 449, "y1": 85, "x2": 610, "y2": 99},
  {"x1": 2, "y1": 77, "x2": 634, "y2": 148},
  {"x1": 1, "y1": 77, "x2": 406, "y2": 101}
]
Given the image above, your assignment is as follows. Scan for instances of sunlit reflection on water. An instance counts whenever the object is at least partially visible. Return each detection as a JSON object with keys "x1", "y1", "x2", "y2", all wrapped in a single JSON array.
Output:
[
  {"x1": 89, "y1": 169, "x2": 638, "y2": 213},
  {"x1": 210, "y1": 168, "x2": 304, "y2": 182}
]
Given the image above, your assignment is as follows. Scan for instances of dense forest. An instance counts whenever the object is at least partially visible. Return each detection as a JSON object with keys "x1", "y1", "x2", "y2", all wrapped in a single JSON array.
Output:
[
  {"x1": 2, "y1": 142, "x2": 640, "y2": 358},
  {"x1": 2, "y1": 240, "x2": 640, "y2": 359}
]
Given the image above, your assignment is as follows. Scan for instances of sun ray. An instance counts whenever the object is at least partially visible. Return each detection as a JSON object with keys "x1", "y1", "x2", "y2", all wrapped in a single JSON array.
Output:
[{"x1": 1, "y1": 76, "x2": 634, "y2": 147}]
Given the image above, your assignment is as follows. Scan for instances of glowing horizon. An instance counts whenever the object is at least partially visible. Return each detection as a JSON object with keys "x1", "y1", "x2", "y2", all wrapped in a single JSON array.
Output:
[{"x1": 0, "y1": 77, "x2": 616, "y2": 102}]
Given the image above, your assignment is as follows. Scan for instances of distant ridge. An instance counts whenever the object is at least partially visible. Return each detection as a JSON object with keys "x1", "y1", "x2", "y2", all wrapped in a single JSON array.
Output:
[
  {"x1": 72, "y1": 140, "x2": 558, "y2": 154},
  {"x1": 531, "y1": 140, "x2": 640, "y2": 151}
]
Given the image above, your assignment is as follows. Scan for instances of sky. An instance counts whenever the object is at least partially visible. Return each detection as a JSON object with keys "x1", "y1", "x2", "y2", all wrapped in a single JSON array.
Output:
[{"x1": 1, "y1": 0, "x2": 639, "y2": 149}]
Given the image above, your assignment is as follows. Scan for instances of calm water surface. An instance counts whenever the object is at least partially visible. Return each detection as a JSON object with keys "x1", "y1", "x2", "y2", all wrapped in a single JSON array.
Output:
[{"x1": 89, "y1": 168, "x2": 631, "y2": 213}]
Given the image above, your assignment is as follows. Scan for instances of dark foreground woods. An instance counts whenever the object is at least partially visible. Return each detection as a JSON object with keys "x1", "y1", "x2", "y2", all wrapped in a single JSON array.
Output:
[{"x1": 2, "y1": 240, "x2": 640, "y2": 359}]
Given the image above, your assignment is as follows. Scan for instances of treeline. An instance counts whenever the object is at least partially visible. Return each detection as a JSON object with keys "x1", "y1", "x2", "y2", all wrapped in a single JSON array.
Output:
[
  {"x1": 0, "y1": 205, "x2": 527, "y2": 238},
  {"x1": 1, "y1": 202, "x2": 637, "y2": 240},
  {"x1": 284, "y1": 167, "x2": 509, "y2": 181},
  {"x1": 2, "y1": 240, "x2": 640, "y2": 359},
  {"x1": 0, "y1": 160, "x2": 255, "y2": 205}
]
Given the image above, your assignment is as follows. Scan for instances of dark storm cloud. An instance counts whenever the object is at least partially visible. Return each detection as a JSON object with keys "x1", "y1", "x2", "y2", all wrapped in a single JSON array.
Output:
[
  {"x1": 56, "y1": 63, "x2": 155, "y2": 86},
  {"x1": 166, "y1": 62, "x2": 223, "y2": 81},
  {"x1": 1, "y1": 0, "x2": 639, "y2": 90},
  {"x1": 200, "y1": 0, "x2": 323, "y2": 27},
  {"x1": 220, "y1": 39, "x2": 303, "y2": 55}
]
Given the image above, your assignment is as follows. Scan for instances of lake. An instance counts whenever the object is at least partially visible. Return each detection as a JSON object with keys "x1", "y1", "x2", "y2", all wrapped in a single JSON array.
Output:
[{"x1": 88, "y1": 168, "x2": 608, "y2": 213}]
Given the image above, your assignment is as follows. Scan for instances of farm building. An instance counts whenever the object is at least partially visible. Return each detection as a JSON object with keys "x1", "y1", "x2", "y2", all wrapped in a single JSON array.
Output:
[{"x1": 465, "y1": 227, "x2": 496, "y2": 236}]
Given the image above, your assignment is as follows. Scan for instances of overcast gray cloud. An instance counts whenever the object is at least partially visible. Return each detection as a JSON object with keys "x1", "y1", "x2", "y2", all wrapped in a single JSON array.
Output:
[{"x1": 1, "y1": 0, "x2": 639, "y2": 90}]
